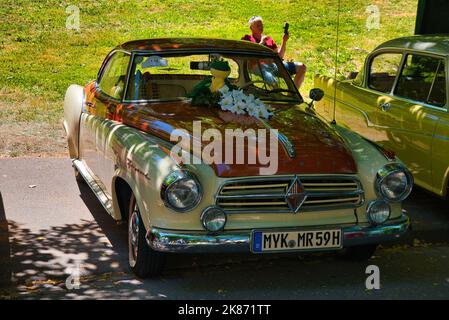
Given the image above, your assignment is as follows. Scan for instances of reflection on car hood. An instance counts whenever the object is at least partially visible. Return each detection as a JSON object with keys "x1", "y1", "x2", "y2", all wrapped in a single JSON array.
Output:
[{"x1": 120, "y1": 100, "x2": 357, "y2": 177}]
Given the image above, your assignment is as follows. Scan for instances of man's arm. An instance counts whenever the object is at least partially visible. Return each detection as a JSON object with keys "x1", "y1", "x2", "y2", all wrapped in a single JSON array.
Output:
[{"x1": 277, "y1": 33, "x2": 289, "y2": 59}]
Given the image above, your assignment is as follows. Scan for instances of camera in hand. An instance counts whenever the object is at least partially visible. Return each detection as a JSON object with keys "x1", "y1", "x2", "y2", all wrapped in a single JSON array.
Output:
[{"x1": 283, "y1": 22, "x2": 289, "y2": 35}]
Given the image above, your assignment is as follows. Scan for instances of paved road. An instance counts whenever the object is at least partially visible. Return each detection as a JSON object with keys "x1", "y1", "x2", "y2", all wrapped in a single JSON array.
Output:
[{"x1": 1, "y1": 158, "x2": 449, "y2": 299}]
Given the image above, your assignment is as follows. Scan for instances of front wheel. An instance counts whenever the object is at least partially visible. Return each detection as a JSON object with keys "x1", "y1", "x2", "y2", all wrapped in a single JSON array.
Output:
[
  {"x1": 128, "y1": 194, "x2": 166, "y2": 278},
  {"x1": 343, "y1": 244, "x2": 378, "y2": 261}
]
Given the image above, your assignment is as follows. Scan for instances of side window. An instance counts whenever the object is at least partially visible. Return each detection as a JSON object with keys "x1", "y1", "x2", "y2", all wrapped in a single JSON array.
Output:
[
  {"x1": 395, "y1": 54, "x2": 447, "y2": 107},
  {"x1": 125, "y1": 54, "x2": 240, "y2": 101},
  {"x1": 368, "y1": 53, "x2": 402, "y2": 93},
  {"x1": 98, "y1": 52, "x2": 130, "y2": 100}
]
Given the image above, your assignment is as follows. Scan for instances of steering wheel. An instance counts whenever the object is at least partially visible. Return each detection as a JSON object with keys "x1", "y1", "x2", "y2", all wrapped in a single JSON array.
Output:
[{"x1": 240, "y1": 80, "x2": 268, "y2": 89}]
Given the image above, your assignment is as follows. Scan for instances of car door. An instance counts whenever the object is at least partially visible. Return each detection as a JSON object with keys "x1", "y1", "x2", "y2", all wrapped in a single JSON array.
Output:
[
  {"x1": 375, "y1": 52, "x2": 444, "y2": 190},
  {"x1": 428, "y1": 56, "x2": 449, "y2": 196},
  {"x1": 334, "y1": 52, "x2": 404, "y2": 144},
  {"x1": 80, "y1": 50, "x2": 131, "y2": 194}
]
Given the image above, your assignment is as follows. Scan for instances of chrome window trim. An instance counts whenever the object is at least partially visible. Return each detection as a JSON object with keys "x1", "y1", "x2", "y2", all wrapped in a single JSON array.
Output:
[
  {"x1": 365, "y1": 49, "x2": 404, "y2": 95},
  {"x1": 426, "y1": 59, "x2": 442, "y2": 103},
  {"x1": 130, "y1": 48, "x2": 277, "y2": 57},
  {"x1": 122, "y1": 49, "x2": 302, "y2": 104},
  {"x1": 96, "y1": 49, "x2": 132, "y2": 103},
  {"x1": 124, "y1": 97, "x2": 192, "y2": 104},
  {"x1": 93, "y1": 82, "x2": 122, "y2": 104},
  {"x1": 362, "y1": 47, "x2": 448, "y2": 111},
  {"x1": 394, "y1": 52, "x2": 447, "y2": 109}
]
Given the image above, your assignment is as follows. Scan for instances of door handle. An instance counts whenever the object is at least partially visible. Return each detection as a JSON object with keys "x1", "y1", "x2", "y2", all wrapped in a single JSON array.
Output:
[
  {"x1": 379, "y1": 102, "x2": 391, "y2": 111},
  {"x1": 425, "y1": 114, "x2": 438, "y2": 121}
]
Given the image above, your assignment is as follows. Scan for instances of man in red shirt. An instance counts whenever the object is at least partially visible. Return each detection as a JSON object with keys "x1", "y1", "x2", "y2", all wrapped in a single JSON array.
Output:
[{"x1": 241, "y1": 16, "x2": 307, "y2": 89}]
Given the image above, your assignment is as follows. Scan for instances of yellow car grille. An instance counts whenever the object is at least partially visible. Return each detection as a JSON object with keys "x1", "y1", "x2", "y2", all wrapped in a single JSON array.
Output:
[{"x1": 215, "y1": 176, "x2": 364, "y2": 213}]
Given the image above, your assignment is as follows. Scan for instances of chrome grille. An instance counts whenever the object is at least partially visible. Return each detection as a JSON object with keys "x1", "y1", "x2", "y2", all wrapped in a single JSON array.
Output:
[{"x1": 216, "y1": 176, "x2": 364, "y2": 213}]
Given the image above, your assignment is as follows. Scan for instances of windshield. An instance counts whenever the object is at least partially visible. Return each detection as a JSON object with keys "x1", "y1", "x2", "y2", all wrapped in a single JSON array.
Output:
[{"x1": 125, "y1": 52, "x2": 302, "y2": 103}]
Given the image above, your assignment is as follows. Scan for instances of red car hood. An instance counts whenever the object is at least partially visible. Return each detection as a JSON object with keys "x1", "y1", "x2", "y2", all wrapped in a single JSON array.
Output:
[{"x1": 120, "y1": 101, "x2": 357, "y2": 177}]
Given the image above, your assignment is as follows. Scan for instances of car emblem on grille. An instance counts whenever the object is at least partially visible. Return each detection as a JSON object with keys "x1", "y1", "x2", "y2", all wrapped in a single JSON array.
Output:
[{"x1": 286, "y1": 176, "x2": 308, "y2": 213}]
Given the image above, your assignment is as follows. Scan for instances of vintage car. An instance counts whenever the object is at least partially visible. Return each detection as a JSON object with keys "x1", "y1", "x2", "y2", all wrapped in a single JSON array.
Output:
[
  {"x1": 315, "y1": 35, "x2": 448, "y2": 198},
  {"x1": 64, "y1": 38, "x2": 413, "y2": 278}
]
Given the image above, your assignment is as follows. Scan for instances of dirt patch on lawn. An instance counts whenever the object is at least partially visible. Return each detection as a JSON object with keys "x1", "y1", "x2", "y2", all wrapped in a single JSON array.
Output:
[{"x1": 0, "y1": 122, "x2": 68, "y2": 158}]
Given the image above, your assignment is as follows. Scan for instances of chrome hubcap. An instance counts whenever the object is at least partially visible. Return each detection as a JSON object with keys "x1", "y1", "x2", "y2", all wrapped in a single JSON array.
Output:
[{"x1": 128, "y1": 204, "x2": 139, "y2": 267}]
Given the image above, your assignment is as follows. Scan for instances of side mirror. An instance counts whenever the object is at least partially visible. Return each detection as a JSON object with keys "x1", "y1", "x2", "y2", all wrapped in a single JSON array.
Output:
[
  {"x1": 309, "y1": 88, "x2": 324, "y2": 102},
  {"x1": 347, "y1": 71, "x2": 359, "y2": 80}
]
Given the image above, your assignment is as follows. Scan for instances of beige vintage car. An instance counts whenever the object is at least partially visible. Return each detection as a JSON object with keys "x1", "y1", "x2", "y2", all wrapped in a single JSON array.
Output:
[{"x1": 64, "y1": 38, "x2": 413, "y2": 278}]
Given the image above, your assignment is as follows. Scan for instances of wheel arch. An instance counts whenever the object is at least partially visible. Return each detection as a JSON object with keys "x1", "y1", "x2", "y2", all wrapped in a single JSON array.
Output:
[
  {"x1": 112, "y1": 175, "x2": 134, "y2": 222},
  {"x1": 111, "y1": 173, "x2": 153, "y2": 230}
]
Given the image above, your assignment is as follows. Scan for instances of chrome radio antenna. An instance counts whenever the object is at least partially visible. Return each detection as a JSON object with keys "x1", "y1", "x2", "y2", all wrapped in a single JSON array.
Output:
[{"x1": 332, "y1": 0, "x2": 341, "y2": 125}]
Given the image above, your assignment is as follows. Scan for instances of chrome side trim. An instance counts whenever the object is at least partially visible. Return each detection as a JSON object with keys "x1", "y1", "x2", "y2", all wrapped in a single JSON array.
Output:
[
  {"x1": 324, "y1": 94, "x2": 388, "y2": 129},
  {"x1": 146, "y1": 214, "x2": 410, "y2": 253},
  {"x1": 73, "y1": 159, "x2": 114, "y2": 216},
  {"x1": 325, "y1": 93, "x2": 440, "y2": 139},
  {"x1": 434, "y1": 134, "x2": 449, "y2": 142}
]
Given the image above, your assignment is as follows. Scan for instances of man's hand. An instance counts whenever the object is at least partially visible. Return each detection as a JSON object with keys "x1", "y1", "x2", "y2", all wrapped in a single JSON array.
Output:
[
  {"x1": 282, "y1": 32, "x2": 289, "y2": 43},
  {"x1": 260, "y1": 35, "x2": 269, "y2": 45}
]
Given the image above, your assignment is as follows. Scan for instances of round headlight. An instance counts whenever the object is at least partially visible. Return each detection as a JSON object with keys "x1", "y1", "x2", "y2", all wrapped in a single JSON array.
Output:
[
  {"x1": 161, "y1": 171, "x2": 202, "y2": 212},
  {"x1": 367, "y1": 200, "x2": 391, "y2": 225},
  {"x1": 201, "y1": 206, "x2": 227, "y2": 232},
  {"x1": 376, "y1": 164, "x2": 413, "y2": 202}
]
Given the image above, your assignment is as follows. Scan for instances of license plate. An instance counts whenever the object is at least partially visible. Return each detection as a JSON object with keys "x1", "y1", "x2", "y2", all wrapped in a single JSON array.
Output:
[{"x1": 251, "y1": 229, "x2": 342, "y2": 253}]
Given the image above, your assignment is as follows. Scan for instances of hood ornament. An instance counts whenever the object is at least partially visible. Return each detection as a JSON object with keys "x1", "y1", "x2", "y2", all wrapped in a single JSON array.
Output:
[
  {"x1": 258, "y1": 119, "x2": 296, "y2": 158},
  {"x1": 286, "y1": 175, "x2": 308, "y2": 213},
  {"x1": 277, "y1": 132, "x2": 296, "y2": 158}
]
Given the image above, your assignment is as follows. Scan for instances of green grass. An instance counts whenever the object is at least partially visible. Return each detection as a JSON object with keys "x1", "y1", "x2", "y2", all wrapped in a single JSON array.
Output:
[{"x1": 0, "y1": 0, "x2": 417, "y2": 156}]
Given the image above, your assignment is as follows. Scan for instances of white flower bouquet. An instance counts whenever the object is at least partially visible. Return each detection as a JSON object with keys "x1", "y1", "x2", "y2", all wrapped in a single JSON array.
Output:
[{"x1": 218, "y1": 86, "x2": 273, "y2": 120}]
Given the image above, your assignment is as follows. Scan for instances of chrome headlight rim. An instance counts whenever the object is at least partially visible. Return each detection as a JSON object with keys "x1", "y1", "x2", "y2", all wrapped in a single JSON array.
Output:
[
  {"x1": 366, "y1": 199, "x2": 391, "y2": 226},
  {"x1": 200, "y1": 206, "x2": 227, "y2": 232},
  {"x1": 160, "y1": 170, "x2": 202, "y2": 212},
  {"x1": 375, "y1": 163, "x2": 413, "y2": 203}
]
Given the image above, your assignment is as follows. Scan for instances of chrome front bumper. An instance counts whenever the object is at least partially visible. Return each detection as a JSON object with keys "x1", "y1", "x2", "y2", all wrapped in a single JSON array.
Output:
[{"x1": 146, "y1": 214, "x2": 410, "y2": 253}]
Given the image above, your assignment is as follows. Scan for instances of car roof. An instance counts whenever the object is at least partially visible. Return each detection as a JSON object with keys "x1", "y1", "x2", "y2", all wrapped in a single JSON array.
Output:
[
  {"x1": 117, "y1": 37, "x2": 277, "y2": 55},
  {"x1": 375, "y1": 35, "x2": 449, "y2": 56}
]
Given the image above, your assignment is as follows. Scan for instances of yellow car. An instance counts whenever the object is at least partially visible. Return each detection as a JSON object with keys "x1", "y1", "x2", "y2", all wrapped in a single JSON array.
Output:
[{"x1": 315, "y1": 35, "x2": 448, "y2": 197}]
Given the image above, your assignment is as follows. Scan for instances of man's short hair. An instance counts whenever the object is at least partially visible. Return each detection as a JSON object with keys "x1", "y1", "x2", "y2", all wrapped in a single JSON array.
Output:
[{"x1": 248, "y1": 16, "x2": 263, "y2": 27}]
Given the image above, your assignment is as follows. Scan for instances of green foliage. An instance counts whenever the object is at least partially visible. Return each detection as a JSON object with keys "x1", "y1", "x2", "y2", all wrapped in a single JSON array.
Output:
[{"x1": 0, "y1": 0, "x2": 417, "y2": 121}]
